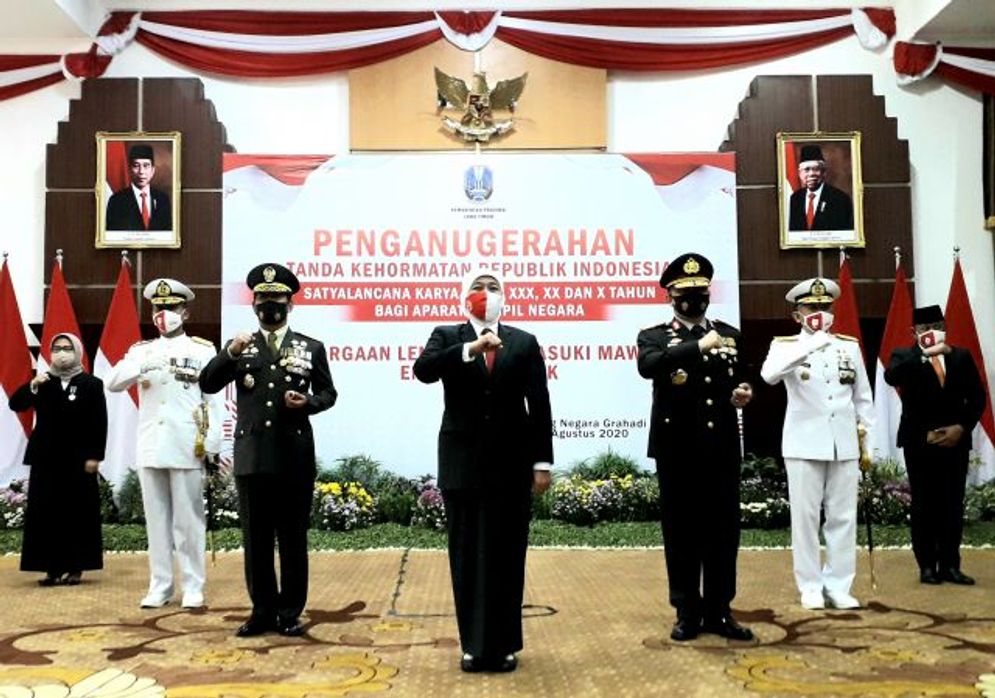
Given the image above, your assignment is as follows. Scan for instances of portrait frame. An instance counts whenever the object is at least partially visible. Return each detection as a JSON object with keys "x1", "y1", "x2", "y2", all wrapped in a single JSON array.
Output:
[
  {"x1": 777, "y1": 131, "x2": 864, "y2": 249},
  {"x1": 95, "y1": 131, "x2": 181, "y2": 249}
]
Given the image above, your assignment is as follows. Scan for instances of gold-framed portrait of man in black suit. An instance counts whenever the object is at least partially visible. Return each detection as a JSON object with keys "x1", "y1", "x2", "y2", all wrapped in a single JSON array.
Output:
[
  {"x1": 777, "y1": 131, "x2": 864, "y2": 249},
  {"x1": 95, "y1": 131, "x2": 181, "y2": 249}
]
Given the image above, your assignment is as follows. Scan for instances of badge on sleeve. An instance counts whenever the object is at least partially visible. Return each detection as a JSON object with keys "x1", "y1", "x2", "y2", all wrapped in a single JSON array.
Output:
[
  {"x1": 243, "y1": 374, "x2": 255, "y2": 389},
  {"x1": 671, "y1": 369, "x2": 688, "y2": 385}
]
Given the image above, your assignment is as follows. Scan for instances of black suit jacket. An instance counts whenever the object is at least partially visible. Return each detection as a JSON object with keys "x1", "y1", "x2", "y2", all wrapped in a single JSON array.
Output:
[
  {"x1": 9, "y1": 373, "x2": 107, "y2": 466},
  {"x1": 413, "y1": 322, "x2": 553, "y2": 490},
  {"x1": 199, "y1": 330, "x2": 337, "y2": 477},
  {"x1": 637, "y1": 319, "x2": 744, "y2": 463},
  {"x1": 106, "y1": 187, "x2": 172, "y2": 231},
  {"x1": 788, "y1": 183, "x2": 854, "y2": 231},
  {"x1": 884, "y1": 345, "x2": 986, "y2": 451}
]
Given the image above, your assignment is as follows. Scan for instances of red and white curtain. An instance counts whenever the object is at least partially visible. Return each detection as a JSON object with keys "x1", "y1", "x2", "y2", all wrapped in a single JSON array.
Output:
[
  {"x1": 1, "y1": 7, "x2": 895, "y2": 100},
  {"x1": 895, "y1": 41, "x2": 995, "y2": 96}
]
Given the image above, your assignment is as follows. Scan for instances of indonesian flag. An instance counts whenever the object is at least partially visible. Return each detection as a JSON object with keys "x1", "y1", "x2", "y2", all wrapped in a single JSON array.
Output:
[
  {"x1": 944, "y1": 259, "x2": 995, "y2": 484},
  {"x1": 38, "y1": 257, "x2": 88, "y2": 372},
  {"x1": 870, "y1": 264, "x2": 913, "y2": 465},
  {"x1": 0, "y1": 258, "x2": 33, "y2": 486},
  {"x1": 93, "y1": 258, "x2": 141, "y2": 492},
  {"x1": 834, "y1": 255, "x2": 865, "y2": 356}
]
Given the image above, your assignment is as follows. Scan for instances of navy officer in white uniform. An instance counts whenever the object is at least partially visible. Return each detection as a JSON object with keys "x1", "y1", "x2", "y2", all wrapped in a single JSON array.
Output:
[
  {"x1": 105, "y1": 278, "x2": 224, "y2": 609},
  {"x1": 760, "y1": 277, "x2": 873, "y2": 610}
]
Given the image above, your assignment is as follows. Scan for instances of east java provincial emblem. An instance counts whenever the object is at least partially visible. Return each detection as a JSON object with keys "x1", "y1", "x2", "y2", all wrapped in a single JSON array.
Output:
[{"x1": 434, "y1": 68, "x2": 527, "y2": 143}]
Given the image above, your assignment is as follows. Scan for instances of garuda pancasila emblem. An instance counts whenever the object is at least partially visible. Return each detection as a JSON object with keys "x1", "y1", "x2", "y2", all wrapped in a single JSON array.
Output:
[{"x1": 434, "y1": 67, "x2": 528, "y2": 143}]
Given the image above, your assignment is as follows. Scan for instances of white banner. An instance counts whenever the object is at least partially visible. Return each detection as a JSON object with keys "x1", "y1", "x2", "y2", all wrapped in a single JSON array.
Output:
[{"x1": 222, "y1": 152, "x2": 738, "y2": 477}]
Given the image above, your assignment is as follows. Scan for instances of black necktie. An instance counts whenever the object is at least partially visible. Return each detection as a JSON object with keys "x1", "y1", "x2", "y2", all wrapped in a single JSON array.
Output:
[{"x1": 690, "y1": 325, "x2": 706, "y2": 339}]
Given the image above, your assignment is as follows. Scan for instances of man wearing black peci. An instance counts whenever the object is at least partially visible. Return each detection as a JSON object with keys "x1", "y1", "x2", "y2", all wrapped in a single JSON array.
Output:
[
  {"x1": 199, "y1": 262, "x2": 337, "y2": 637},
  {"x1": 105, "y1": 144, "x2": 172, "y2": 231},
  {"x1": 637, "y1": 252, "x2": 754, "y2": 642},
  {"x1": 884, "y1": 304, "x2": 986, "y2": 586}
]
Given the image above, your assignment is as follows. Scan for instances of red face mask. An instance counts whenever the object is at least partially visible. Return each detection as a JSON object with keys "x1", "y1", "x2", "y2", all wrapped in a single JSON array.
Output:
[{"x1": 465, "y1": 289, "x2": 503, "y2": 323}]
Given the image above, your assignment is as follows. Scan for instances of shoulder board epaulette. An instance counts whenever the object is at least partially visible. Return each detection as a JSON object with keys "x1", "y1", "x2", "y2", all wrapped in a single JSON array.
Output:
[
  {"x1": 773, "y1": 336, "x2": 799, "y2": 342},
  {"x1": 291, "y1": 332, "x2": 316, "y2": 343},
  {"x1": 190, "y1": 336, "x2": 213, "y2": 347},
  {"x1": 834, "y1": 333, "x2": 859, "y2": 342},
  {"x1": 712, "y1": 318, "x2": 732, "y2": 328}
]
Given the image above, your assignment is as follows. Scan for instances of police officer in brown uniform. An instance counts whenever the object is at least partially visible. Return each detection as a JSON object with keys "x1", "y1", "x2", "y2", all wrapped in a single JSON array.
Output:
[
  {"x1": 200, "y1": 263, "x2": 337, "y2": 637},
  {"x1": 637, "y1": 253, "x2": 754, "y2": 642}
]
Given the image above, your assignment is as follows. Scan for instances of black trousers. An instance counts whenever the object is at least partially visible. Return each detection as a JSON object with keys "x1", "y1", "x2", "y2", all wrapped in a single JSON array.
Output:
[
  {"x1": 442, "y1": 486, "x2": 532, "y2": 658},
  {"x1": 904, "y1": 445, "x2": 969, "y2": 572},
  {"x1": 236, "y1": 472, "x2": 315, "y2": 622},
  {"x1": 655, "y1": 457, "x2": 740, "y2": 621}
]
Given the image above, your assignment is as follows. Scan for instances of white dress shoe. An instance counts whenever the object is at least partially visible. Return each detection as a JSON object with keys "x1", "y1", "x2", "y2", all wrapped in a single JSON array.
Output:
[
  {"x1": 800, "y1": 591, "x2": 825, "y2": 609},
  {"x1": 825, "y1": 592, "x2": 860, "y2": 609},
  {"x1": 181, "y1": 593, "x2": 205, "y2": 609},
  {"x1": 140, "y1": 595, "x2": 171, "y2": 609}
]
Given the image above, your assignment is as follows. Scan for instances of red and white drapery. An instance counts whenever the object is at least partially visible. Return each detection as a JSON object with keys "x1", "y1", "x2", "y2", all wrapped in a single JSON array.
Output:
[
  {"x1": 1, "y1": 7, "x2": 895, "y2": 101},
  {"x1": 894, "y1": 41, "x2": 995, "y2": 95}
]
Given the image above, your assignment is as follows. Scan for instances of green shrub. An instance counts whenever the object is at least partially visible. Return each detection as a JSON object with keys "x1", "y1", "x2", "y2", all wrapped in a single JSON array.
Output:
[
  {"x1": 98, "y1": 474, "x2": 119, "y2": 524},
  {"x1": 568, "y1": 450, "x2": 645, "y2": 480},
  {"x1": 115, "y1": 470, "x2": 145, "y2": 525},
  {"x1": 319, "y1": 454, "x2": 383, "y2": 490},
  {"x1": 965, "y1": 482, "x2": 995, "y2": 522},
  {"x1": 532, "y1": 489, "x2": 553, "y2": 520}
]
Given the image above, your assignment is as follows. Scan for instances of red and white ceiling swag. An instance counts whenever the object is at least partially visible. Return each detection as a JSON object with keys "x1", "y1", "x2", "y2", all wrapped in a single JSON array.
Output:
[
  {"x1": 1, "y1": 7, "x2": 894, "y2": 101},
  {"x1": 894, "y1": 41, "x2": 995, "y2": 95}
]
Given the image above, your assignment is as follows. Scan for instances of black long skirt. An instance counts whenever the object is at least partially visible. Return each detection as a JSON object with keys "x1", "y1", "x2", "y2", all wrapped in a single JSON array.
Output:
[{"x1": 20, "y1": 460, "x2": 103, "y2": 573}]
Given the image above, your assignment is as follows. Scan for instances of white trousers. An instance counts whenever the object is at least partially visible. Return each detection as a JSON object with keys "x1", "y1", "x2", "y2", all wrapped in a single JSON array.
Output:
[
  {"x1": 784, "y1": 458, "x2": 859, "y2": 597},
  {"x1": 138, "y1": 467, "x2": 206, "y2": 600}
]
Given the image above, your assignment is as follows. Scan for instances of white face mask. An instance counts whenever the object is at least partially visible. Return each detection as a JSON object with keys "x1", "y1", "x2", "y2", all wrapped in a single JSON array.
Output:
[
  {"x1": 918, "y1": 329, "x2": 946, "y2": 350},
  {"x1": 801, "y1": 310, "x2": 834, "y2": 333},
  {"x1": 51, "y1": 352, "x2": 76, "y2": 370},
  {"x1": 153, "y1": 309, "x2": 184, "y2": 335}
]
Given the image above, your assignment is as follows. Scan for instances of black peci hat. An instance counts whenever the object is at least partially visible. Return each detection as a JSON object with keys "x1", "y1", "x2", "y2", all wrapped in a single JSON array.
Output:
[
  {"x1": 798, "y1": 144, "x2": 825, "y2": 164},
  {"x1": 246, "y1": 263, "x2": 300, "y2": 295},
  {"x1": 128, "y1": 144, "x2": 155, "y2": 163},
  {"x1": 912, "y1": 304, "x2": 944, "y2": 325}
]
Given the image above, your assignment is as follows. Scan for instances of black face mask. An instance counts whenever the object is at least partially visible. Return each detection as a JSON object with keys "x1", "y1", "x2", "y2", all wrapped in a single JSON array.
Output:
[
  {"x1": 255, "y1": 300, "x2": 288, "y2": 326},
  {"x1": 676, "y1": 291, "x2": 710, "y2": 318}
]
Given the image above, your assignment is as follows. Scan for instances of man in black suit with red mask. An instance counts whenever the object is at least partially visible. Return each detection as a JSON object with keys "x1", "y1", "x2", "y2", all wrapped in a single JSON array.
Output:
[{"x1": 884, "y1": 304, "x2": 987, "y2": 586}]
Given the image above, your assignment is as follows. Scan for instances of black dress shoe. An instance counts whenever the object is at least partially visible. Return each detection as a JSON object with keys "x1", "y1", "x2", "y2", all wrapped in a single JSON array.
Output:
[
  {"x1": 460, "y1": 654, "x2": 486, "y2": 673},
  {"x1": 38, "y1": 574, "x2": 61, "y2": 587},
  {"x1": 941, "y1": 568, "x2": 975, "y2": 585},
  {"x1": 920, "y1": 568, "x2": 942, "y2": 585},
  {"x1": 702, "y1": 615, "x2": 754, "y2": 641},
  {"x1": 488, "y1": 654, "x2": 518, "y2": 673},
  {"x1": 670, "y1": 618, "x2": 700, "y2": 642},
  {"x1": 276, "y1": 618, "x2": 307, "y2": 637},
  {"x1": 235, "y1": 616, "x2": 275, "y2": 637}
]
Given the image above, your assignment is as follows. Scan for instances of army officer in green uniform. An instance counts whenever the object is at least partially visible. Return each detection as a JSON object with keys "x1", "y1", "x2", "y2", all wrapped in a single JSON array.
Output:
[
  {"x1": 200, "y1": 263, "x2": 337, "y2": 637},
  {"x1": 637, "y1": 253, "x2": 754, "y2": 643}
]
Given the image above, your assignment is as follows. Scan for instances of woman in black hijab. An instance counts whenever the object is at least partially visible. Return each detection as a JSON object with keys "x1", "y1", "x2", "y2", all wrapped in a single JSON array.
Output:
[{"x1": 8, "y1": 333, "x2": 107, "y2": 585}]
